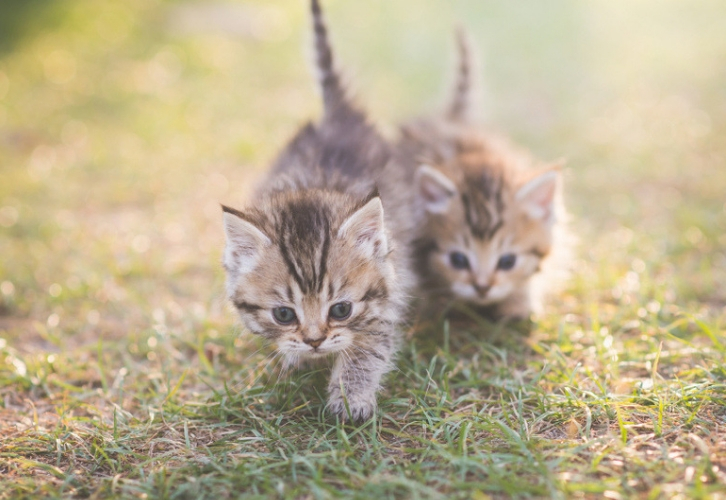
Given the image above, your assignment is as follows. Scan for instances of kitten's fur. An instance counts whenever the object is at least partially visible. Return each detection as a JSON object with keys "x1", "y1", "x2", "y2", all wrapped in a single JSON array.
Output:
[
  {"x1": 221, "y1": 0, "x2": 413, "y2": 422},
  {"x1": 395, "y1": 31, "x2": 568, "y2": 320}
]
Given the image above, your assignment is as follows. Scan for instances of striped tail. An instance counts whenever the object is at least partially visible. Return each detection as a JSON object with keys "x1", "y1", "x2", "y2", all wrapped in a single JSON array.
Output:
[
  {"x1": 310, "y1": 0, "x2": 352, "y2": 118},
  {"x1": 447, "y1": 27, "x2": 473, "y2": 122}
]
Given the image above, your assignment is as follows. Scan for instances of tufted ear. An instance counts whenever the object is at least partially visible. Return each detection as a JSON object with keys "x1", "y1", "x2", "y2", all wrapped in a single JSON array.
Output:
[
  {"x1": 414, "y1": 164, "x2": 458, "y2": 214},
  {"x1": 516, "y1": 169, "x2": 560, "y2": 222},
  {"x1": 338, "y1": 196, "x2": 388, "y2": 260},
  {"x1": 222, "y1": 206, "x2": 271, "y2": 275}
]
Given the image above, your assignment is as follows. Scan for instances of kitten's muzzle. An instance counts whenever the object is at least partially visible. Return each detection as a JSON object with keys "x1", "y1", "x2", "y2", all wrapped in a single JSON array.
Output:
[{"x1": 303, "y1": 337, "x2": 324, "y2": 349}]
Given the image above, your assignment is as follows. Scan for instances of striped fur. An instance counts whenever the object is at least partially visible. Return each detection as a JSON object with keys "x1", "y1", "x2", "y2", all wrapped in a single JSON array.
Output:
[
  {"x1": 221, "y1": 0, "x2": 415, "y2": 422},
  {"x1": 447, "y1": 28, "x2": 473, "y2": 122},
  {"x1": 394, "y1": 33, "x2": 568, "y2": 320},
  {"x1": 311, "y1": 0, "x2": 348, "y2": 118}
]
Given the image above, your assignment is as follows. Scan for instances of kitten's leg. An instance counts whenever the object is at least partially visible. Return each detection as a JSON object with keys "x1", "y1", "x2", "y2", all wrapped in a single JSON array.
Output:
[{"x1": 327, "y1": 337, "x2": 395, "y2": 422}]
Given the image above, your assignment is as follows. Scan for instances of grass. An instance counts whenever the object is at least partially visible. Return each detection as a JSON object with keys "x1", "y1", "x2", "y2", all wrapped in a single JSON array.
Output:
[{"x1": 1, "y1": 0, "x2": 725, "y2": 498}]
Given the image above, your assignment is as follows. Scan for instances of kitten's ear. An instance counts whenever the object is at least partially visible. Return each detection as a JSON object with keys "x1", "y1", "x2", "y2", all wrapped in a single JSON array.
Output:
[
  {"x1": 338, "y1": 196, "x2": 388, "y2": 260},
  {"x1": 222, "y1": 206, "x2": 271, "y2": 274},
  {"x1": 415, "y1": 164, "x2": 458, "y2": 214},
  {"x1": 516, "y1": 169, "x2": 560, "y2": 222}
]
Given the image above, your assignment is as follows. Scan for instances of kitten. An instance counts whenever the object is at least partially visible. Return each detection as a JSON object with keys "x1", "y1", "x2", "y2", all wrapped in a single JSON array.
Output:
[
  {"x1": 221, "y1": 0, "x2": 413, "y2": 422},
  {"x1": 395, "y1": 31, "x2": 568, "y2": 320}
]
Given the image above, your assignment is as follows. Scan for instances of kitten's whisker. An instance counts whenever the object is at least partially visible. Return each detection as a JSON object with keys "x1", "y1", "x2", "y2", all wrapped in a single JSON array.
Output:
[
  {"x1": 260, "y1": 348, "x2": 289, "y2": 393},
  {"x1": 234, "y1": 345, "x2": 277, "y2": 389}
]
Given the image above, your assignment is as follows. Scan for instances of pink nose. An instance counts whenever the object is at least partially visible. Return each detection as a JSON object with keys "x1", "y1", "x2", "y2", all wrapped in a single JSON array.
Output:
[
  {"x1": 303, "y1": 338, "x2": 324, "y2": 348},
  {"x1": 474, "y1": 283, "x2": 491, "y2": 297}
]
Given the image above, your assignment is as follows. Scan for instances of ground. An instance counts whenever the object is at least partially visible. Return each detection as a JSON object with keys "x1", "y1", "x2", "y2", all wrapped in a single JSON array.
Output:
[{"x1": 1, "y1": 0, "x2": 725, "y2": 498}]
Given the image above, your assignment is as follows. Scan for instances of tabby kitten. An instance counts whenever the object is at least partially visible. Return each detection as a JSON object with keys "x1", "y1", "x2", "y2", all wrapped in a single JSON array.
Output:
[
  {"x1": 395, "y1": 31, "x2": 567, "y2": 320},
  {"x1": 221, "y1": 0, "x2": 413, "y2": 421}
]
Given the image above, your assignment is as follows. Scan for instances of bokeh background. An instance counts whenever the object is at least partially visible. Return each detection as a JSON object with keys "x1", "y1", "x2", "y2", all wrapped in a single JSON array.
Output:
[
  {"x1": 1, "y1": 0, "x2": 725, "y2": 496},
  {"x1": 2, "y1": 0, "x2": 725, "y2": 334},
  {"x1": 2, "y1": 0, "x2": 725, "y2": 333}
]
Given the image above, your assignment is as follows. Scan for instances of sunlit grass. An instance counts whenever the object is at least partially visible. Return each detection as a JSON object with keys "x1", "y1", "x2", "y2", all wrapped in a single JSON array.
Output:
[{"x1": 1, "y1": 0, "x2": 725, "y2": 498}]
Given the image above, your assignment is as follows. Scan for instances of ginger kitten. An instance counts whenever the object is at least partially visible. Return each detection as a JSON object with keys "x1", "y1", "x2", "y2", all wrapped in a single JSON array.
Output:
[
  {"x1": 396, "y1": 31, "x2": 568, "y2": 320},
  {"x1": 221, "y1": 0, "x2": 414, "y2": 421}
]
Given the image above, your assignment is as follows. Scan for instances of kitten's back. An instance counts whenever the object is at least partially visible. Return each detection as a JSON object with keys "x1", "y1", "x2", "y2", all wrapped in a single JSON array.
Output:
[{"x1": 269, "y1": 0, "x2": 388, "y2": 185}]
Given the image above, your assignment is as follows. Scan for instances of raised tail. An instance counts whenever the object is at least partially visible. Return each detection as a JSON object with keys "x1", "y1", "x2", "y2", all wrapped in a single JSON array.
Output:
[
  {"x1": 447, "y1": 27, "x2": 474, "y2": 122},
  {"x1": 310, "y1": 0, "x2": 354, "y2": 118}
]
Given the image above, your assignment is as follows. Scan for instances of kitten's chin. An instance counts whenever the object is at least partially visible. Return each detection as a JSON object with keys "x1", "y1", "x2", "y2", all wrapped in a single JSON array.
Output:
[
  {"x1": 464, "y1": 296, "x2": 498, "y2": 307},
  {"x1": 279, "y1": 350, "x2": 329, "y2": 370},
  {"x1": 278, "y1": 344, "x2": 347, "y2": 361},
  {"x1": 306, "y1": 349, "x2": 336, "y2": 359},
  {"x1": 451, "y1": 282, "x2": 512, "y2": 306},
  {"x1": 451, "y1": 282, "x2": 479, "y2": 300}
]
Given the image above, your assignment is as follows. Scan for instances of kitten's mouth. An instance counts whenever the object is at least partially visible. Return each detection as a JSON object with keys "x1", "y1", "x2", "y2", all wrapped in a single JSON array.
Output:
[
  {"x1": 303, "y1": 347, "x2": 339, "y2": 359},
  {"x1": 307, "y1": 343, "x2": 347, "y2": 357}
]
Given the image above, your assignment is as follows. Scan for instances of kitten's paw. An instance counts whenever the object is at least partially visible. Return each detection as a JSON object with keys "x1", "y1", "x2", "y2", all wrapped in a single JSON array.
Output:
[{"x1": 327, "y1": 390, "x2": 377, "y2": 423}]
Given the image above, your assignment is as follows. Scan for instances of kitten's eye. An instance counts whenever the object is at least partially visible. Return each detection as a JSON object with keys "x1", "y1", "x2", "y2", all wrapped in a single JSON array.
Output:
[
  {"x1": 497, "y1": 253, "x2": 517, "y2": 271},
  {"x1": 272, "y1": 307, "x2": 297, "y2": 324},
  {"x1": 449, "y1": 251, "x2": 470, "y2": 270},
  {"x1": 329, "y1": 301, "x2": 352, "y2": 320}
]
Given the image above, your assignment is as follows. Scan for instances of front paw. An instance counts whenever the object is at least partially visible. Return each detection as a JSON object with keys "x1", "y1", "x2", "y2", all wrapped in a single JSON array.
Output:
[{"x1": 327, "y1": 388, "x2": 377, "y2": 423}]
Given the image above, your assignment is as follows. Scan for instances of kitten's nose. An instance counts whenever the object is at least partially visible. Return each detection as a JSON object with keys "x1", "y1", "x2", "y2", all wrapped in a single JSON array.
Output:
[
  {"x1": 474, "y1": 279, "x2": 492, "y2": 297},
  {"x1": 303, "y1": 337, "x2": 324, "y2": 349}
]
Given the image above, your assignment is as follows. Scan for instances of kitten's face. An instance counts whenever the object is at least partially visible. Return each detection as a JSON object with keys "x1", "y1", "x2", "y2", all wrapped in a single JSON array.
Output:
[
  {"x1": 414, "y1": 163, "x2": 558, "y2": 307},
  {"x1": 222, "y1": 192, "x2": 396, "y2": 363}
]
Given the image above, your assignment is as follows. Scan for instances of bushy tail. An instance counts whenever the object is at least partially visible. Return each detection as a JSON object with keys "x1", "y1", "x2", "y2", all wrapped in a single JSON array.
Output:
[
  {"x1": 310, "y1": 0, "x2": 353, "y2": 118},
  {"x1": 447, "y1": 27, "x2": 473, "y2": 121}
]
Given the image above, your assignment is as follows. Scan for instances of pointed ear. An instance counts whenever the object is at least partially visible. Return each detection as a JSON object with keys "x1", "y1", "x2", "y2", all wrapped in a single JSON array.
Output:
[
  {"x1": 515, "y1": 169, "x2": 560, "y2": 222},
  {"x1": 222, "y1": 206, "x2": 271, "y2": 275},
  {"x1": 414, "y1": 164, "x2": 458, "y2": 214},
  {"x1": 337, "y1": 196, "x2": 388, "y2": 260}
]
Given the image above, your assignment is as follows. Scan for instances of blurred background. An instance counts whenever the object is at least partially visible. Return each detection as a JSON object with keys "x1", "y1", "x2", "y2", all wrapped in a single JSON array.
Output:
[{"x1": 1, "y1": 0, "x2": 725, "y2": 349}]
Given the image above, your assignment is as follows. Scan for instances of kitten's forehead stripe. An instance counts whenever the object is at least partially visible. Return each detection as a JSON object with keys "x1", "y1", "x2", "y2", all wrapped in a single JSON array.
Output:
[
  {"x1": 317, "y1": 228, "x2": 331, "y2": 293},
  {"x1": 278, "y1": 233, "x2": 306, "y2": 293},
  {"x1": 487, "y1": 219, "x2": 503, "y2": 240},
  {"x1": 278, "y1": 198, "x2": 333, "y2": 295},
  {"x1": 461, "y1": 172, "x2": 506, "y2": 241}
]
